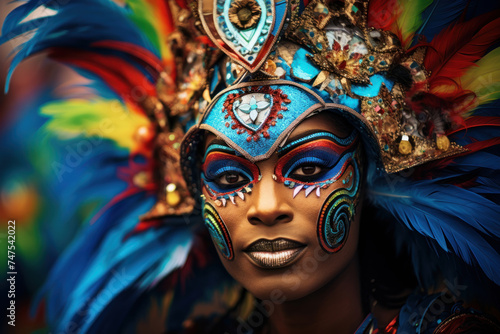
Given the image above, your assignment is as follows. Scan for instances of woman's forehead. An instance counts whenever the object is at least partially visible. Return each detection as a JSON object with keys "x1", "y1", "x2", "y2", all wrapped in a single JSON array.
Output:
[{"x1": 204, "y1": 113, "x2": 352, "y2": 151}]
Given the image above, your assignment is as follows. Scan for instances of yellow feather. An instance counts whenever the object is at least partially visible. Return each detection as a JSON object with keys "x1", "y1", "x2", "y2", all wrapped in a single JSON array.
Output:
[
  {"x1": 41, "y1": 99, "x2": 151, "y2": 151},
  {"x1": 397, "y1": 0, "x2": 433, "y2": 48},
  {"x1": 461, "y1": 47, "x2": 500, "y2": 106}
]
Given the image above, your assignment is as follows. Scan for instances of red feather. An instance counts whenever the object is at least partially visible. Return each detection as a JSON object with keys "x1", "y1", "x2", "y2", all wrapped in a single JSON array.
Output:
[
  {"x1": 423, "y1": 10, "x2": 500, "y2": 82},
  {"x1": 48, "y1": 48, "x2": 158, "y2": 108},
  {"x1": 92, "y1": 41, "x2": 164, "y2": 75},
  {"x1": 448, "y1": 116, "x2": 500, "y2": 136},
  {"x1": 124, "y1": 220, "x2": 164, "y2": 240}
]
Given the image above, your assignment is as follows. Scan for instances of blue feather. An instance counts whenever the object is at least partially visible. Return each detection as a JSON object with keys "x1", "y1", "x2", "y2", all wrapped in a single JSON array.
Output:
[
  {"x1": 416, "y1": 0, "x2": 469, "y2": 42},
  {"x1": 35, "y1": 192, "x2": 199, "y2": 333},
  {"x1": 1, "y1": 0, "x2": 158, "y2": 91},
  {"x1": 1, "y1": 0, "x2": 52, "y2": 36},
  {"x1": 368, "y1": 178, "x2": 500, "y2": 285}
]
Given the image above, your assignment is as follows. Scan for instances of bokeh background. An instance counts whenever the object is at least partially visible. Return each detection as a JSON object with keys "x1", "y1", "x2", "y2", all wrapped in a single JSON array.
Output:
[{"x1": 1, "y1": 2, "x2": 97, "y2": 332}]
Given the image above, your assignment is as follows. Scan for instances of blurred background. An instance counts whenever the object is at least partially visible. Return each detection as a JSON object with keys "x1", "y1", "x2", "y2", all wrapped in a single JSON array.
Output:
[{"x1": 1, "y1": 2, "x2": 92, "y2": 332}]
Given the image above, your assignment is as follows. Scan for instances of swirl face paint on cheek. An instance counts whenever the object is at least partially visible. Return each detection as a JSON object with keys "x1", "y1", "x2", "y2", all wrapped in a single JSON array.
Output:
[
  {"x1": 203, "y1": 202, "x2": 234, "y2": 260},
  {"x1": 317, "y1": 154, "x2": 361, "y2": 253}
]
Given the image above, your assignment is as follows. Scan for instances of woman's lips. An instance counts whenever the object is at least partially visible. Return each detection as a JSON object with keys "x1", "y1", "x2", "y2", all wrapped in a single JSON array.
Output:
[{"x1": 244, "y1": 238, "x2": 306, "y2": 269}]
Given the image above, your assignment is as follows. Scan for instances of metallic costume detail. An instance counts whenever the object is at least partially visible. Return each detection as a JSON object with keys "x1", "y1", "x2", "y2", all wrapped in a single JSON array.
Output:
[
  {"x1": 203, "y1": 202, "x2": 234, "y2": 260},
  {"x1": 222, "y1": 86, "x2": 290, "y2": 142},
  {"x1": 198, "y1": 0, "x2": 289, "y2": 72}
]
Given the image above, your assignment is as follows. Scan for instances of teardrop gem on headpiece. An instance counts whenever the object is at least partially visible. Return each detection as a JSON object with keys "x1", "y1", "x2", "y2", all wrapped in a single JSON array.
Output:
[
  {"x1": 233, "y1": 93, "x2": 272, "y2": 131},
  {"x1": 198, "y1": 0, "x2": 289, "y2": 73}
]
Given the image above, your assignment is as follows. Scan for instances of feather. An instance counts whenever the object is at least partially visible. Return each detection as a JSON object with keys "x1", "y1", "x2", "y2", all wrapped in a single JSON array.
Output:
[
  {"x1": 396, "y1": 0, "x2": 433, "y2": 48},
  {"x1": 0, "y1": 0, "x2": 162, "y2": 90},
  {"x1": 448, "y1": 116, "x2": 500, "y2": 136},
  {"x1": 34, "y1": 192, "x2": 195, "y2": 332},
  {"x1": 92, "y1": 40, "x2": 165, "y2": 75},
  {"x1": 423, "y1": 11, "x2": 500, "y2": 82},
  {"x1": 1, "y1": 0, "x2": 52, "y2": 36},
  {"x1": 48, "y1": 49, "x2": 158, "y2": 105},
  {"x1": 40, "y1": 99, "x2": 151, "y2": 152},
  {"x1": 461, "y1": 48, "x2": 500, "y2": 106},
  {"x1": 125, "y1": 0, "x2": 175, "y2": 63},
  {"x1": 368, "y1": 180, "x2": 500, "y2": 285},
  {"x1": 415, "y1": 0, "x2": 469, "y2": 42}
]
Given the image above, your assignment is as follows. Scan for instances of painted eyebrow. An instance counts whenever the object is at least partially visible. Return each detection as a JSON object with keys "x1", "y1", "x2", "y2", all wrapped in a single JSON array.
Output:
[
  {"x1": 203, "y1": 140, "x2": 237, "y2": 162},
  {"x1": 278, "y1": 130, "x2": 356, "y2": 155}
]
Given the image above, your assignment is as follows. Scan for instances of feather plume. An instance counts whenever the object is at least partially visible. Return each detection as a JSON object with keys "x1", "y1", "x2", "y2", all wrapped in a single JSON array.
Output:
[
  {"x1": 415, "y1": 0, "x2": 469, "y2": 42},
  {"x1": 124, "y1": 0, "x2": 175, "y2": 63},
  {"x1": 40, "y1": 99, "x2": 152, "y2": 153},
  {"x1": 35, "y1": 194, "x2": 192, "y2": 332},
  {"x1": 423, "y1": 11, "x2": 500, "y2": 82},
  {"x1": 461, "y1": 48, "x2": 500, "y2": 106},
  {"x1": 368, "y1": 179, "x2": 500, "y2": 285},
  {"x1": 47, "y1": 48, "x2": 158, "y2": 108},
  {"x1": 396, "y1": 0, "x2": 433, "y2": 48},
  {"x1": 0, "y1": 0, "x2": 164, "y2": 90}
]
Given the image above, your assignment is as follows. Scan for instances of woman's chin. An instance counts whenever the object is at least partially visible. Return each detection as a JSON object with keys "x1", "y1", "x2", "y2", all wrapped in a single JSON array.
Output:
[{"x1": 237, "y1": 269, "x2": 333, "y2": 302}]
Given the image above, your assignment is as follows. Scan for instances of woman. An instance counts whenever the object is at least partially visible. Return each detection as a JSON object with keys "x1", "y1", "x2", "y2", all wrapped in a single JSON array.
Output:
[
  {"x1": 2, "y1": 0, "x2": 499, "y2": 332},
  {"x1": 194, "y1": 112, "x2": 369, "y2": 333},
  {"x1": 178, "y1": 0, "x2": 500, "y2": 331}
]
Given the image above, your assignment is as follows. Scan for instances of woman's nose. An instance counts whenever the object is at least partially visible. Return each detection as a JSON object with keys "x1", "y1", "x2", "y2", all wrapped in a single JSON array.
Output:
[{"x1": 246, "y1": 173, "x2": 293, "y2": 226}]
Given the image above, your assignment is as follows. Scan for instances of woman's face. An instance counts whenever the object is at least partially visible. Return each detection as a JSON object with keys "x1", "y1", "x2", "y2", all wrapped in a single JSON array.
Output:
[{"x1": 201, "y1": 113, "x2": 364, "y2": 300}]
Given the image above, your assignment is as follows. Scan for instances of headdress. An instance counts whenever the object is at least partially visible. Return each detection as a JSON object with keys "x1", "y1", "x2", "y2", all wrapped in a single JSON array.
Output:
[{"x1": 1, "y1": 0, "x2": 500, "y2": 332}]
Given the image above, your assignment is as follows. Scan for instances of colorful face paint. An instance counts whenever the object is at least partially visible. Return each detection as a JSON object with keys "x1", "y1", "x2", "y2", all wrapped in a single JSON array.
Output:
[
  {"x1": 317, "y1": 152, "x2": 360, "y2": 253},
  {"x1": 275, "y1": 131, "x2": 358, "y2": 198},
  {"x1": 201, "y1": 143, "x2": 260, "y2": 206},
  {"x1": 203, "y1": 202, "x2": 234, "y2": 260}
]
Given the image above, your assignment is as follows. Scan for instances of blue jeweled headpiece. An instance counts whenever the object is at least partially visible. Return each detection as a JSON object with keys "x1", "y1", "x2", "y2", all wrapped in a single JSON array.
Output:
[{"x1": 181, "y1": 0, "x2": 474, "y2": 195}]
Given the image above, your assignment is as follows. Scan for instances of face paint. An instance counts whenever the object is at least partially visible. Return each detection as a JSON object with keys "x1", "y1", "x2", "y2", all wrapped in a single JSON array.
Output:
[
  {"x1": 203, "y1": 202, "x2": 234, "y2": 260},
  {"x1": 317, "y1": 149, "x2": 361, "y2": 253},
  {"x1": 274, "y1": 131, "x2": 358, "y2": 198},
  {"x1": 201, "y1": 143, "x2": 260, "y2": 206}
]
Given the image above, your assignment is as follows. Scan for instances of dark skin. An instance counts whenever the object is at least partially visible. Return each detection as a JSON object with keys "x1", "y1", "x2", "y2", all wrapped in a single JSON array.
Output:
[
  {"x1": 263, "y1": 257, "x2": 364, "y2": 334},
  {"x1": 202, "y1": 114, "x2": 386, "y2": 333}
]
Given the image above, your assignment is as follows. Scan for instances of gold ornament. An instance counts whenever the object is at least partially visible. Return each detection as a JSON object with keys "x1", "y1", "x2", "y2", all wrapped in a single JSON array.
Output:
[
  {"x1": 228, "y1": 0, "x2": 261, "y2": 30},
  {"x1": 399, "y1": 136, "x2": 413, "y2": 155},
  {"x1": 165, "y1": 183, "x2": 181, "y2": 207},
  {"x1": 263, "y1": 59, "x2": 277, "y2": 76},
  {"x1": 436, "y1": 135, "x2": 450, "y2": 151}
]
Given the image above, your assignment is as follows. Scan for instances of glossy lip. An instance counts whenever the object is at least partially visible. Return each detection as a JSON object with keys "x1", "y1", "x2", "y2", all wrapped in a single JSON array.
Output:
[{"x1": 243, "y1": 238, "x2": 306, "y2": 269}]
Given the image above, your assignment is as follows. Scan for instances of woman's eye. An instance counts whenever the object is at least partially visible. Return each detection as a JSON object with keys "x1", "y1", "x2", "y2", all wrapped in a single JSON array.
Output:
[
  {"x1": 217, "y1": 172, "x2": 247, "y2": 185},
  {"x1": 292, "y1": 165, "x2": 323, "y2": 176}
]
